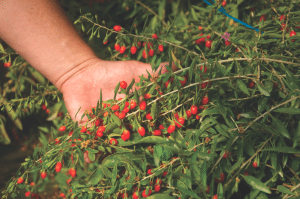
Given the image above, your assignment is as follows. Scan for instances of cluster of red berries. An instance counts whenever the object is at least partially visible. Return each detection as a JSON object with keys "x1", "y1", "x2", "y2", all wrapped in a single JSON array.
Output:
[
  {"x1": 109, "y1": 25, "x2": 164, "y2": 57},
  {"x1": 195, "y1": 33, "x2": 212, "y2": 49},
  {"x1": 3, "y1": 62, "x2": 11, "y2": 67}
]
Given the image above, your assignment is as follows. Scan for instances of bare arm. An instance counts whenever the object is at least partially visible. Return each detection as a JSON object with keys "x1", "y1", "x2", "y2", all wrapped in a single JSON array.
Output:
[{"x1": 0, "y1": 0, "x2": 100, "y2": 91}]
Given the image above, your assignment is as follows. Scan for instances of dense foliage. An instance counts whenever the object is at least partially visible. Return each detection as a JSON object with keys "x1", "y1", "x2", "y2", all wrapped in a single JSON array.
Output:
[{"x1": 1, "y1": 0, "x2": 300, "y2": 198}]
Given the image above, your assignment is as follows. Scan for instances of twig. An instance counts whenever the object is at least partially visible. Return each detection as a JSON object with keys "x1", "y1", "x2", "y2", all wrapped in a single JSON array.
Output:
[
  {"x1": 283, "y1": 182, "x2": 300, "y2": 199},
  {"x1": 269, "y1": 64, "x2": 288, "y2": 95}
]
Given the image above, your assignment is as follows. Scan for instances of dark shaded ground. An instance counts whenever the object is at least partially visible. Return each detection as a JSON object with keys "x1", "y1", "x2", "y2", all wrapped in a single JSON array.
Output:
[{"x1": 0, "y1": 143, "x2": 33, "y2": 192}]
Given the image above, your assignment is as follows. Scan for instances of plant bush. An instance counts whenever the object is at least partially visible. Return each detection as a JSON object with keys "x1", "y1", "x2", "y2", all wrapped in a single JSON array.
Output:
[{"x1": 1, "y1": 0, "x2": 300, "y2": 198}]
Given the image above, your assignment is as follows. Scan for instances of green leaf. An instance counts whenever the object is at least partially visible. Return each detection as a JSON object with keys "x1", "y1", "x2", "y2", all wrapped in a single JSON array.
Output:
[
  {"x1": 151, "y1": 102, "x2": 157, "y2": 120},
  {"x1": 153, "y1": 145, "x2": 163, "y2": 167},
  {"x1": 273, "y1": 108, "x2": 300, "y2": 114},
  {"x1": 111, "y1": 114, "x2": 121, "y2": 127},
  {"x1": 237, "y1": 79, "x2": 250, "y2": 96},
  {"x1": 255, "y1": 80, "x2": 270, "y2": 96},
  {"x1": 176, "y1": 187, "x2": 201, "y2": 199},
  {"x1": 114, "y1": 82, "x2": 120, "y2": 101},
  {"x1": 87, "y1": 167, "x2": 103, "y2": 186},
  {"x1": 271, "y1": 115, "x2": 290, "y2": 139},
  {"x1": 262, "y1": 147, "x2": 300, "y2": 153},
  {"x1": 277, "y1": 185, "x2": 296, "y2": 195},
  {"x1": 126, "y1": 78, "x2": 135, "y2": 94},
  {"x1": 111, "y1": 162, "x2": 118, "y2": 186},
  {"x1": 241, "y1": 175, "x2": 271, "y2": 194},
  {"x1": 200, "y1": 160, "x2": 207, "y2": 188},
  {"x1": 146, "y1": 194, "x2": 174, "y2": 199}
]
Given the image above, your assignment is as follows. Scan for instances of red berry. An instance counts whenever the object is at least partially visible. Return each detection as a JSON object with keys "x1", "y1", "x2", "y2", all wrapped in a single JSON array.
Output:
[
  {"x1": 167, "y1": 125, "x2": 176, "y2": 134},
  {"x1": 122, "y1": 107, "x2": 129, "y2": 114},
  {"x1": 253, "y1": 162, "x2": 258, "y2": 168},
  {"x1": 137, "y1": 41, "x2": 142, "y2": 48},
  {"x1": 147, "y1": 169, "x2": 153, "y2": 175},
  {"x1": 280, "y1": 23, "x2": 289, "y2": 33},
  {"x1": 196, "y1": 114, "x2": 201, "y2": 120},
  {"x1": 80, "y1": 126, "x2": 87, "y2": 133},
  {"x1": 198, "y1": 26, "x2": 203, "y2": 30},
  {"x1": 244, "y1": 170, "x2": 249, "y2": 176},
  {"x1": 201, "y1": 96, "x2": 209, "y2": 105},
  {"x1": 149, "y1": 49, "x2": 155, "y2": 57},
  {"x1": 97, "y1": 126, "x2": 105, "y2": 134},
  {"x1": 41, "y1": 171, "x2": 47, "y2": 179},
  {"x1": 180, "y1": 76, "x2": 187, "y2": 87},
  {"x1": 158, "y1": 44, "x2": 164, "y2": 52},
  {"x1": 146, "y1": 112, "x2": 153, "y2": 120},
  {"x1": 130, "y1": 101, "x2": 137, "y2": 110},
  {"x1": 46, "y1": 109, "x2": 50, "y2": 114},
  {"x1": 138, "y1": 127, "x2": 146, "y2": 136},
  {"x1": 122, "y1": 130, "x2": 130, "y2": 141},
  {"x1": 113, "y1": 25, "x2": 122, "y2": 32},
  {"x1": 133, "y1": 192, "x2": 139, "y2": 199},
  {"x1": 54, "y1": 138, "x2": 60, "y2": 144},
  {"x1": 196, "y1": 33, "x2": 205, "y2": 45},
  {"x1": 69, "y1": 168, "x2": 76, "y2": 178},
  {"x1": 290, "y1": 31, "x2": 297, "y2": 42},
  {"x1": 55, "y1": 162, "x2": 62, "y2": 172},
  {"x1": 143, "y1": 42, "x2": 153, "y2": 49},
  {"x1": 200, "y1": 65, "x2": 207, "y2": 73},
  {"x1": 120, "y1": 81, "x2": 127, "y2": 89},
  {"x1": 103, "y1": 40, "x2": 108, "y2": 45},
  {"x1": 110, "y1": 138, "x2": 118, "y2": 145},
  {"x1": 17, "y1": 177, "x2": 24, "y2": 184},
  {"x1": 60, "y1": 193, "x2": 66, "y2": 198},
  {"x1": 248, "y1": 81, "x2": 255, "y2": 88},
  {"x1": 260, "y1": 15, "x2": 266, "y2": 22},
  {"x1": 190, "y1": 105, "x2": 198, "y2": 115},
  {"x1": 25, "y1": 191, "x2": 31, "y2": 197},
  {"x1": 119, "y1": 112, "x2": 126, "y2": 119},
  {"x1": 152, "y1": 33, "x2": 158, "y2": 39},
  {"x1": 223, "y1": 152, "x2": 230, "y2": 159},
  {"x1": 165, "y1": 79, "x2": 171, "y2": 88},
  {"x1": 225, "y1": 41, "x2": 231, "y2": 46},
  {"x1": 153, "y1": 129, "x2": 162, "y2": 136},
  {"x1": 186, "y1": 110, "x2": 192, "y2": 118},
  {"x1": 131, "y1": 46, "x2": 137, "y2": 54},
  {"x1": 115, "y1": 44, "x2": 120, "y2": 51},
  {"x1": 30, "y1": 182, "x2": 35, "y2": 186},
  {"x1": 279, "y1": 15, "x2": 286, "y2": 21},
  {"x1": 205, "y1": 40, "x2": 212, "y2": 49},
  {"x1": 175, "y1": 117, "x2": 185, "y2": 128},
  {"x1": 174, "y1": 112, "x2": 179, "y2": 119},
  {"x1": 159, "y1": 124, "x2": 165, "y2": 129},
  {"x1": 139, "y1": 101, "x2": 147, "y2": 110},
  {"x1": 215, "y1": 173, "x2": 225, "y2": 183},
  {"x1": 144, "y1": 93, "x2": 151, "y2": 99},
  {"x1": 111, "y1": 104, "x2": 120, "y2": 111},
  {"x1": 41, "y1": 103, "x2": 47, "y2": 110},
  {"x1": 206, "y1": 185, "x2": 210, "y2": 194},
  {"x1": 221, "y1": 1, "x2": 226, "y2": 6},
  {"x1": 4, "y1": 62, "x2": 11, "y2": 67},
  {"x1": 162, "y1": 171, "x2": 168, "y2": 177},
  {"x1": 119, "y1": 46, "x2": 126, "y2": 54},
  {"x1": 201, "y1": 82, "x2": 208, "y2": 89},
  {"x1": 142, "y1": 189, "x2": 152, "y2": 197},
  {"x1": 142, "y1": 50, "x2": 147, "y2": 59},
  {"x1": 213, "y1": 195, "x2": 218, "y2": 199},
  {"x1": 154, "y1": 184, "x2": 161, "y2": 192}
]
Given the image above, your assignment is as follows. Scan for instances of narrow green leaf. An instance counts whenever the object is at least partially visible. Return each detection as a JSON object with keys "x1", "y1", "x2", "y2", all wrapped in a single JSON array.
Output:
[
  {"x1": 241, "y1": 175, "x2": 271, "y2": 194},
  {"x1": 255, "y1": 81, "x2": 270, "y2": 96},
  {"x1": 111, "y1": 114, "x2": 121, "y2": 127},
  {"x1": 262, "y1": 147, "x2": 300, "y2": 153},
  {"x1": 277, "y1": 185, "x2": 296, "y2": 195},
  {"x1": 114, "y1": 82, "x2": 120, "y2": 101},
  {"x1": 273, "y1": 108, "x2": 300, "y2": 114},
  {"x1": 151, "y1": 102, "x2": 157, "y2": 120},
  {"x1": 126, "y1": 78, "x2": 135, "y2": 94},
  {"x1": 237, "y1": 79, "x2": 250, "y2": 96},
  {"x1": 146, "y1": 194, "x2": 174, "y2": 199},
  {"x1": 200, "y1": 160, "x2": 207, "y2": 188},
  {"x1": 271, "y1": 115, "x2": 290, "y2": 139}
]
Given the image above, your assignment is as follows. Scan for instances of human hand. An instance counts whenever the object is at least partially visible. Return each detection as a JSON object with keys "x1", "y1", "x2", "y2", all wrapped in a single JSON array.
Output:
[{"x1": 60, "y1": 58, "x2": 176, "y2": 127}]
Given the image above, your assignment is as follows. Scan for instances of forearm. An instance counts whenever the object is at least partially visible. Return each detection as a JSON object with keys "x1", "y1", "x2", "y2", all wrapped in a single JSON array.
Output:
[{"x1": 0, "y1": 0, "x2": 99, "y2": 91}]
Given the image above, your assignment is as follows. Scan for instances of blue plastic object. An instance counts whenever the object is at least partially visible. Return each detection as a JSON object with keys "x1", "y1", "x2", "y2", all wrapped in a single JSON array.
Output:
[{"x1": 202, "y1": 0, "x2": 264, "y2": 33}]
